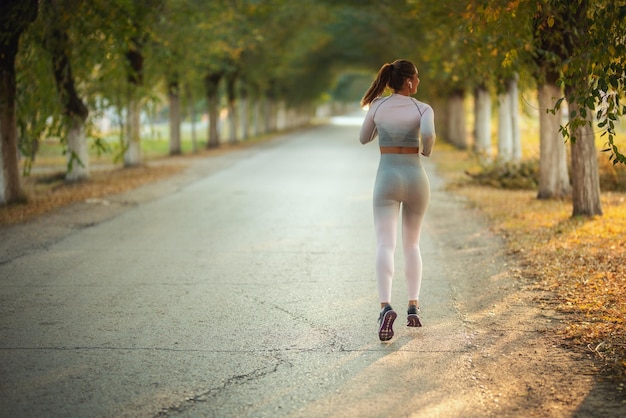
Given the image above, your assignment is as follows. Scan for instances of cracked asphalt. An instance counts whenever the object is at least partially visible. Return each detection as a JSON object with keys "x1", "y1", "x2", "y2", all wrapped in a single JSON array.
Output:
[{"x1": 1, "y1": 115, "x2": 624, "y2": 417}]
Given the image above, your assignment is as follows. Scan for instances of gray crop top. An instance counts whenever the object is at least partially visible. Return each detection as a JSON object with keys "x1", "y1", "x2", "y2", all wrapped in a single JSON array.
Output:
[{"x1": 359, "y1": 93, "x2": 436, "y2": 156}]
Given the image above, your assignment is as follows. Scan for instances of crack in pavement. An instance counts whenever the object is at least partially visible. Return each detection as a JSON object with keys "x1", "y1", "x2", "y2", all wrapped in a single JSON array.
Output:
[{"x1": 154, "y1": 353, "x2": 286, "y2": 417}]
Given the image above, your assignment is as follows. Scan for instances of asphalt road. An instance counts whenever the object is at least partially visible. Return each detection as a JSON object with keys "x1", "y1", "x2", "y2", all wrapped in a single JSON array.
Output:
[{"x1": 1, "y1": 116, "x2": 623, "y2": 417}]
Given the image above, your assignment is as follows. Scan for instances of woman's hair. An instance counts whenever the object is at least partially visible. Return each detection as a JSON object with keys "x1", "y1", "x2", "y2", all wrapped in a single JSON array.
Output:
[{"x1": 360, "y1": 59, "x2": 417, "y2": 107}]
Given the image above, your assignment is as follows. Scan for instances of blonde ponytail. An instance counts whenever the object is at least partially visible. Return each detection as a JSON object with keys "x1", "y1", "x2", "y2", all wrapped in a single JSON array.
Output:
[
  {"x1": 361, "y1": 63, "x2": 393, "y2": 107},
  {"x1": 360, "y1": 59, "x2": 417, "y2": 107}
]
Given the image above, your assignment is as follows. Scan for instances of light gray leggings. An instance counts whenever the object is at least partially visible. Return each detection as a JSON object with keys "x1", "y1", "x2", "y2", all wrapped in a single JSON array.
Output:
[{"x1": 373, "y1": 154, "x2": 430, "y2": 304}]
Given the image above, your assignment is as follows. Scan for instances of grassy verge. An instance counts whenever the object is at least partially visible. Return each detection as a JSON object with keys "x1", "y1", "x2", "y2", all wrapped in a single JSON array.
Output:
[
  {"x1": 0, "y1": 137, "x2": 263, "y2": 226},
  {"x1": 432, "y1": 143, "x2": 626, "y2": 380}
]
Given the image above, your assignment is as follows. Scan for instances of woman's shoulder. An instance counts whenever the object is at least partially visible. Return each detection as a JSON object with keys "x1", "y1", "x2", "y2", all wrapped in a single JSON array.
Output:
[
  {"x1": 368, "y1": 95, "x2": 392, "y2": 113},
  {"x1": 410, "y1": 98, "x2": 433, "y2": 113},
  {"x1": 372, "y1": 95, "x2": 392, "y2": 105}
]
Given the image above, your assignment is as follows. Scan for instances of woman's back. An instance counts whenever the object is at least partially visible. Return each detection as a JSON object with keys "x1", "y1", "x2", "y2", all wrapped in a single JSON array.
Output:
[{"x1": 360, "y1": 94, "x2": 435, "y2": 156}]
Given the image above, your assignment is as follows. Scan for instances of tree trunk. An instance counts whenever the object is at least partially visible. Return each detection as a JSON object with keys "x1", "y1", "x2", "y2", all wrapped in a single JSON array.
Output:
[
  {"x1": 537, "y1": 80, "x2": 571, "y2": 199},
  {"x1": 185, "y1": 83, "x2": 198, "y2": 153},
  {"x1": 124, "y1": 96, "x2": 142, "y2": 166},
  {"x1": 0, "y1": 127, "x2": 4, "y2": 203},
  {"x1": 253, "y1": 97, "x2": 262, "y2": 137},
  {"x1": 124, "y1": 37, "x2": 143, "y2": 167},
  {"x1": 474, "y1": 84, "x2": 492, "y2": 159},
  {"x1": 240, "y1": 83, "x2": 249, "y2": 141},
  {"x1": 0, "y1": 50, "x2": 23, "y2": 204},
  {"x1": 226, "y1": 74, "x2": 237, "y2": 144},
  {"x1": 568, "y1": 88, "x2": 602, "y2": 216},
  {"x1": 205, "y1": 72, "x2": 223, "y2": 148},
  {"x1": 168, "y1": 80, "x2": 181, "y2": 155},
  {"x1": 497, "y1": 88, "x2": 513, "y2": 161},
  {"x1": 65, "y1": 116, "x2": 89, "y2": 182},
  {"x1": 508, "y1": 76, "x2": 522, "y2": 162},
  {"x1": 0, "y1": 0, "x2": 37, "y2": 203},
  {"x1": 497, "y1": 77, "x2": 522, "y2": 163},
  {"x1": 447, "y1": 89, "x2": 467, "y2": 149},
  {"x1": 431, "y1": 97, "x2": 447, "y2": 144},
  {"x1": 276, "y1": 101, "x2": 286, "y2": 131},
  {"x1": 267, "y1": 99, "x2": 277, "y2": 133}
]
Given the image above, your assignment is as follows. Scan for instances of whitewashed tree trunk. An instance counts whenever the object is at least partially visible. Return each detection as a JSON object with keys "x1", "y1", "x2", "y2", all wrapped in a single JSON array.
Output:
[
  {"x1": 474, "y1": 85, "x2": 492, "y2": 159},
  {"x1": 124, "y1": 97, "x2": 142, "y2": 167},
  {"x1": 253, "y1": 98, "x2": 261, "y2": 137},
  {"x1": 498, "y1": 78, "x2": 521, "y2": 163},
  {"x1": 228, "y1": 99, "x2": 237, "y2": 144},
  {"x1": 509, "y1": 76, "x2": 522, "y2": 162},
  {"x1": 169, "y1": 86, "x2": 181, "y2": 155},
  {"x1": 431, "y1": 97, "x2": 447, "y2": 145},
  {"x1": 498, "y1": 89, "x2": 513, "y2": 161},
  {"x1": 276, "y1": 101, "x2": 287, "y2": 131},
  {"x1": 263, "y1": 98, "x2": 276, "y2": 133},
  {"x1": 240, "y1": 95, "x2": 249, "y2": 140},
  {"x1": 447, "y1": 90, "x2": 467, "y2": 149},
  {"x1": 65, "y1": 116, "x2": 89, "y2": 181},
  {"x1": 537, "y1": 82, "x2": 571, "y2": 199}
]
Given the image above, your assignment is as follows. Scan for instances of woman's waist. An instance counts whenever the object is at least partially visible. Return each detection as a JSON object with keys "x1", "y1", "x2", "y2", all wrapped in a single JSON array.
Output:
[
  {"x1": 378, "y1": 138, "x2": 420, "y2": 150},
  {"x1": 380, "y1": 146, "x2": 420, "y2": 154}
]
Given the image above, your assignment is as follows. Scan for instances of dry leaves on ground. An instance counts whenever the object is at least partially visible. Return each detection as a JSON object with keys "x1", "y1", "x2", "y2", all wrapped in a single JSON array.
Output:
[
  {"x1": 436, "y1": 149, "x2": 626, "y2": 380},
  {"x1": 0, "y1": 163, "x2": 185, "y2": 225}
]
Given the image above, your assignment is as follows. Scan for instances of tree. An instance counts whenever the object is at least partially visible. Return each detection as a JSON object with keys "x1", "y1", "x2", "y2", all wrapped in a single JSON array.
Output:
[
  {"x1": 14, "y1": 29, "x2": 61, "y2": 177},
  {"x1": 551, "y1": 0, "x2": 603, "y2": 216},
  {"x1": 154, "y1": 0, "x2": 206, "y2": 155},
  {"x1": 205, "y1": 70, "x2": 223, "y2": 148},
  {"x1": 537, "y1": 70, "x2": 570, "y2": 199},
  {"x1": 533, "y1": 4, "x2": 571, "y2": 199},
  {"x1": 122, "y1": 2, "x2": 157, "y2": 167},
  {"x1": 0, "y1": 0, "x2": 37, "y2": 204},
  {"x1": 474, "y1": 83, "x2": 493, "y2": 159},
  {"x1": 42, "y1": 0, "x2": 91, "y2": 181},
  {"x1": 497, "y1": 76, "x2": 522, "y2": 163},
  {"x1": 97, "y1": 0, "x2": 164, "y2": 167}
]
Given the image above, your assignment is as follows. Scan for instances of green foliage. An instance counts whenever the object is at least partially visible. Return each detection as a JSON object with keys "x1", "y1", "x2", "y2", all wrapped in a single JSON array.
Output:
[
  {"x1": 548, "y1": 0, "x2": 626, "y2": 164},
  {"x1": 15, "y1": 26, "x2": 64, "y2": 175}
]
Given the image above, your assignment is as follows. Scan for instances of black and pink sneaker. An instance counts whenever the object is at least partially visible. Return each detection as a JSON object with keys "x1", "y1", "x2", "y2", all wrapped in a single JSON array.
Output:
[
  {"x1": 407, "y1": 305, "x2": 422, "y2": 327},
  {"x1": 378, "y1": 304, "x2": 397, "y2": 341}
]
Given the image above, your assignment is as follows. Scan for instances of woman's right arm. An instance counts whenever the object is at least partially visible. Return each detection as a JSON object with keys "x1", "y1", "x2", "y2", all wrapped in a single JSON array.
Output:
[
  {"x1": 359, "y1": 109, "x2": 377, "y2": 145},
  {"x1": 420, "y1": 106, "x2": 436, "y2": 156}
]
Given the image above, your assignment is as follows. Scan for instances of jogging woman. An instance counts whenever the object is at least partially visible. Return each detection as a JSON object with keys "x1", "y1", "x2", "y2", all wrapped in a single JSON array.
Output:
[{"x1": 359, "y1": 59, "x2": 436, "y2": 341}]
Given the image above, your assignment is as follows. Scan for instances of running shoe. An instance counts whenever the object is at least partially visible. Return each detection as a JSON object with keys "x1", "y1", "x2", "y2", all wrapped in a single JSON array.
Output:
[
  {"x1": 378, "y1": 304, "x2": 397, "y2": 341},
  {"x1": 407, "y1": 305, "x2": 422, "y2": 327}
]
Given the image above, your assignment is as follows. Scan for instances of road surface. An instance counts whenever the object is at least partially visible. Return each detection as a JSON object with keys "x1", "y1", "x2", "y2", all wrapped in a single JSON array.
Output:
[{"x1": 1, "y1": 115, "x2": 624, "y2": 417}]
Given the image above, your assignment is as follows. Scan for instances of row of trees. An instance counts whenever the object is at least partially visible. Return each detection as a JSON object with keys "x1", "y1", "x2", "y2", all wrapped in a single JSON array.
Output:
[
  {"x1": 1, "y1": 0, "x2": 337, "y2": 203},
  {"x1": 1, "y1": 0, "x2": 625, "y2": 218},
  {"x1": 395, "y1": 0, "x2": 626, "y2": 217}
]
